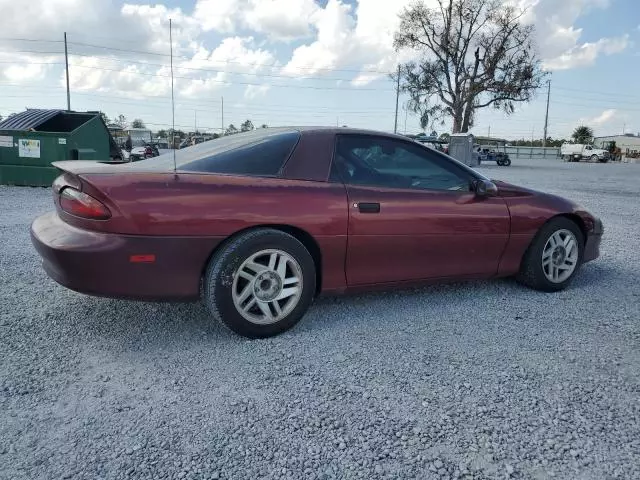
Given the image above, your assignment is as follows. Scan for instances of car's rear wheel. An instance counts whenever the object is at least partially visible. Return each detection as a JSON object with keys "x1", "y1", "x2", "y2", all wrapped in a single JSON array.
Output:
[
  {"x1": 204, "y1": 229, "x2": 316, "y2": 338},
  {"x1": 517, "y1": 217, "x2": 584, "y2": 292}
]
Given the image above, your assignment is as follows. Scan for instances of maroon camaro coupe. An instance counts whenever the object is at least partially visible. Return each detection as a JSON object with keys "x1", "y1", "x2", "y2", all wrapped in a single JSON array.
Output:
[{"x1": 31, "y1": 127, "x2": 602, "y2": 338}]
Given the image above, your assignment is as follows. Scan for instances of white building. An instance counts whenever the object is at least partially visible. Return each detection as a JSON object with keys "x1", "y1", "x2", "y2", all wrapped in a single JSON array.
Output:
[{"x1": 593, "y1": 134, "x2": 640, "y2": 155}]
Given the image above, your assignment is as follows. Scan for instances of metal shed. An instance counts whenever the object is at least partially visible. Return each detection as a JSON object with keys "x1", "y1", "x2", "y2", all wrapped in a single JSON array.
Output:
[
  {"x1": 448, "y1": 133, "x2": 478, "y2": 167},
  {"x1": 0, "y1": 109, "x2": 122, "y2": 187}
]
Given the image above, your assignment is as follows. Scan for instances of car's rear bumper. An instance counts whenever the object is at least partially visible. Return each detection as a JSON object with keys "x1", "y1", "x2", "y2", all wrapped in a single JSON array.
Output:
[
  {"x1": 583, "y1": 217, "x2": 603, "y2": 263},
  {"x1": 31, "y1": 212, "x2": 223, "y2": 301}
]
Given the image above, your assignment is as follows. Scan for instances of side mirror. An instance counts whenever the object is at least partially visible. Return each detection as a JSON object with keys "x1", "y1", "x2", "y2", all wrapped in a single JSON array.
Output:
[{"x1": 473, "y1": 179, "x2": 498, "y2": 197}]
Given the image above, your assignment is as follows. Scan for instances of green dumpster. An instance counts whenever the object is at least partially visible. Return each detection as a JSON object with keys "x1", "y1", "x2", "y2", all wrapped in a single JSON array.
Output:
[{"x1": 0, "y1": 109, "x2": 123, "y2": 187}]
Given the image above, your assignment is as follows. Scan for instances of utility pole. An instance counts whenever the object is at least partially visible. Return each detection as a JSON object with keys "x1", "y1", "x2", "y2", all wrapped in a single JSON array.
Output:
[
  {"x1": 543, "y1": 79, "x2": 551, "y2": 147},
  {"x1": 488, "y1": 125, "x2": 491, "y2": 138},
  {"x1": 531, "y1": 127, "x2": 535, "y2": 145},
  {"x1": 194, "y1": 110, "x2": 197, "y2": 133},
  {"x1": 394, "y1": 64, "x2": 400, "y2": 134},
  {"x1": 221, "y1": 96, "x2": 224, "y2": 135},
  {"x1": 622, "y1": 123, "x2": 626, "y2": 135},
  {"x1": 64, "y1": 32, "x2": 71, "y2": 111}
]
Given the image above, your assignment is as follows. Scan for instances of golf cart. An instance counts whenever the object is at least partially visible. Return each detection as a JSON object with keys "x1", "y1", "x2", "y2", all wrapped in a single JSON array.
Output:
[{"x1": 476, "y1": 137, "x2": 512, "y2": 166}]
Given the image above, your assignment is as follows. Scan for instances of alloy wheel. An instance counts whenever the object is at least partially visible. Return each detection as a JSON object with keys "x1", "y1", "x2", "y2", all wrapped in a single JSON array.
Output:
[
  {"x1": 232, "y1": 249, "x2": 303, "y2": 325},
  {"x1": 541, "y1": 229, "x2": 579, "y2": 283}
]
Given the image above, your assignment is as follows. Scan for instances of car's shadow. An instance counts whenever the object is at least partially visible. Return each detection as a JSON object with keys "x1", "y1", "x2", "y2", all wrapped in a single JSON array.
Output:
[{"x1": 62, "y1": 260, "x2": 620, "y2": 350}]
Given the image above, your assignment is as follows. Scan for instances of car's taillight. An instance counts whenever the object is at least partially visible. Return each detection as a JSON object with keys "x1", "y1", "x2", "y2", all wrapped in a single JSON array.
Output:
[{"x1": 59, "y1": 188, "x2": 111, "y2": 220}]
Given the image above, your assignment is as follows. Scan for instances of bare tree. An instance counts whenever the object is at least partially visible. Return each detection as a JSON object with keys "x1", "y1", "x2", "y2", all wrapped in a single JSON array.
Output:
[
  {"x1": 131, "y1": 118, "x2": 146, "y2": 128},
  {"x1": 114, "y1": 114, "x2": 128, "y2": 129},
  {"x1": 394, "y1": 0, "x2": 546, "y2": 133}
]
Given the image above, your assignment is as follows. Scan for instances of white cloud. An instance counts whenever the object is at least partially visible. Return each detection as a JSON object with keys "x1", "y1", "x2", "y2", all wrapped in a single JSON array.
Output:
[
  {"x1": 544, "y1": 35, "x2": 629, "y2": 70},
  {"x1": 120, "y1": 4, "x2": 201, "y2": 56},
  {"x1": 243, "y1": 0, "x2": 319, "y2": 41},
  {"x1": 0, "y1": 52, "x2": 58, "y2": 83},
  {"x1": 513, "y1": 0, "x2": 627, "y2": 69},
  {"x1": 67, "y1": 56, "x2": 172, "y2": 97},
  {"x1": 64, "y1": 36, "x2": 276, "y2": 99},
  {"x1": 193, "y1": 0, "x2": 241, "y2": 33},
  {"x1": 581, "y1": 109, "x2": 617, "y2": 126},
  {"x1": 281, "y1": 0, "x2": 416, "y2": 84},
  {"x1": 205, "y1": 37, "x2": 276, "y2": 73},
  {"x1": 244, "y1": 84, "x2": 270, "y2": 99},
  {"x1": 193, "y1": 0, "x2": 318, "y2": 41}
]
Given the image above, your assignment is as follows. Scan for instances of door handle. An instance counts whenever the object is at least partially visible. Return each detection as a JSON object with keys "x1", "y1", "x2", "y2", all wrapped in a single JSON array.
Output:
[{"x1": 357, "y1": 202, "x2": 380, "y2": 213}]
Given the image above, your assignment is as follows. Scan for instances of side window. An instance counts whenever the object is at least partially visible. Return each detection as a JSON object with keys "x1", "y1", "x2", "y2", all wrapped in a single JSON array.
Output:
[
  {"x1": 180, "y1": 132, "x2": 299, "y2": 176},
  {"x1": 331, "y1": 135, "x2": 471, "y2": 191}
]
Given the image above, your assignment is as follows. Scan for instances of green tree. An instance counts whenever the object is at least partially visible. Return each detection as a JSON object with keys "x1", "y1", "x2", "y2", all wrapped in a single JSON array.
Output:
[
  {"x1": 439, "y1": 133, "x2": 450, "y2": 141},
  {"x1": 393, "y1": 0, "x2": 545, "y2": 133},
  {"x1": 241, "y1": 119, "x2": 254, "y2": 132},
  {"x1": 571, "y1": 125, "x2": 594, "y2": 144},
  {"x1": 260, "y1": 124, "x2": 268, "y2": 128},
  {"x1": 99, "y1": 112, "x2": 110, "y2": 125},
  {"x1": 156, "y1": 129, "x2": 168, "y2": 138},
  {"x1": 225, "y1": 124, "x2": 239, "y2": 135},
  {"x1": 131, "y1": 118, "x2": 145, "y2": 128}
]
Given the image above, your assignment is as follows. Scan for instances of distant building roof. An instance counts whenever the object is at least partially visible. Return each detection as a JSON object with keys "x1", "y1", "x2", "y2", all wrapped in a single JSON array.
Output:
[{"x1": 0, "y1": 109, "x2": 61, "y2": 131}]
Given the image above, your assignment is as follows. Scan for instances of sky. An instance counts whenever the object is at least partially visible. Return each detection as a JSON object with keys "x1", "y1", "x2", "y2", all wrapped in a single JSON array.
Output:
[{"x1": 0, "y1": 0, "x2": 638, "y2": 140}]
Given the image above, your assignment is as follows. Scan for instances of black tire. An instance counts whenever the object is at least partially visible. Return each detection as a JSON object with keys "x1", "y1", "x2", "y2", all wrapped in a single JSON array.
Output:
[
  {"x1": 516, "y1": 217, "x2": 584, "y2": 292},
  {"x1": 204, "y1": 228, "x2": 316, "y2": 338},
  {"x1": 503, "y1": 158, "x2": 511, "y2": 166},
  {"x1": 590, "y1": 155, "x2": 598, "y2": 163}
]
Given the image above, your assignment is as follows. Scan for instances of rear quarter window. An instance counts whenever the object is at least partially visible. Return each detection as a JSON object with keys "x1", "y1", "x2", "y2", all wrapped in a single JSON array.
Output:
[{"x1": 179, "y1": 131, "x2": 300, "y2": 176}]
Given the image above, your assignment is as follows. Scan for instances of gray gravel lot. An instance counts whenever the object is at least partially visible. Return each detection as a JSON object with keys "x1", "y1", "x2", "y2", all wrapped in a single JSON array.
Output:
[{"x1": 1, "y1": 158, "x2": 639, "y2": 480}]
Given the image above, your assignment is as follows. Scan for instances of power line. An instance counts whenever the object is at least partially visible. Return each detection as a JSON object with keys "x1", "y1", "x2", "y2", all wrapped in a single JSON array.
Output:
[
  {"x1": 2, "y1": 44, "x2": 393, "y2": 82},
  {"x1": 0, "y1": 89, "x2": 396, "y2": 113},
  {"x1": 0, "y1": 37, "x2": 63, "y2": 43},
  {"x1": 64, "y1": 49, "x2": 371, "y2": 83},
  {"x1": 0, "y1": 60, "x2": 393, "y2": 91},
  {"x1": 65, "y1": 40, "x2": 393, "y2": 74}
]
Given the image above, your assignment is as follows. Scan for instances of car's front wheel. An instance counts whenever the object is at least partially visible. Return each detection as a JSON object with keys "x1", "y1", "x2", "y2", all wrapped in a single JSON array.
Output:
[
  {"x1": 517, "y1": 217, "x2": 584, "y2": 292},
  {"x1": 204, "y1": 229, "x2": 316, "y2": 338}
]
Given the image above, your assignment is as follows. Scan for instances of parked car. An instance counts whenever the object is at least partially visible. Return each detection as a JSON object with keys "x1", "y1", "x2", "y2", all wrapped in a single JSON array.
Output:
[
  {"x1": 129, "y1": 143, "x2": 159, "y2": 162},
  {"x1": 560, "y1": 143, "x2": 609, "y2": 163},
  {"x1": 31, "y1": 127, "x2": 603, "y2": 338}
]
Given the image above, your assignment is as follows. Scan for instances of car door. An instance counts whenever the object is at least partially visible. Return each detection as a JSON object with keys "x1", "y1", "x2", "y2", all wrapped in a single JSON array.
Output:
[{"x1": 331, "y1": 134, "x2": 510, "y2": 286}]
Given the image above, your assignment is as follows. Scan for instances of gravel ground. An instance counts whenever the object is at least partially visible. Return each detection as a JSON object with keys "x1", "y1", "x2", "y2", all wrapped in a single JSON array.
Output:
[{"x1": 1, "y1": 158, "x2": 639, "y2": 480}]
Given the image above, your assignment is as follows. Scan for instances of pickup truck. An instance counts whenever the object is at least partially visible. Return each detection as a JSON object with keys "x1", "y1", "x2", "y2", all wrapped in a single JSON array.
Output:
[{"x1": 560, "y1": 143, "x2": 609, "y2": 163}]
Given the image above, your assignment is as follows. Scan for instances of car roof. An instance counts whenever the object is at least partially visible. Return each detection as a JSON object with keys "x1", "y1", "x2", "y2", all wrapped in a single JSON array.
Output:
[{"x1": 292, "y1": 126, "x2": 417, "y2": 141}]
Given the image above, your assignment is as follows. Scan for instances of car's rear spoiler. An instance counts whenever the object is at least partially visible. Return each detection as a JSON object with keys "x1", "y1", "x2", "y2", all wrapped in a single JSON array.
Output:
[{"x1": 52, "y1": 160, "x2": 129, "y2": 175}]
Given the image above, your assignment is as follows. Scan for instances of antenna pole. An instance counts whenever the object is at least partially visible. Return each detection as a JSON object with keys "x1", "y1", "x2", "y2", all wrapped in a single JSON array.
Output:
[
  {"x1": 64, "y1": 32, "x2": 71, "y2": 111},
  {"x1": 169, "y1": 19, "x2": 177, "y2": 173},
  {"x1": 543, "y1": 79, "x2": 551, "y2": 147},
  {"x1": 394, "y1": 64, "x2": 400, "y2": 133},
  {"x1": 221, "y1": 96, "x2": 224, "y2": 135}
]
